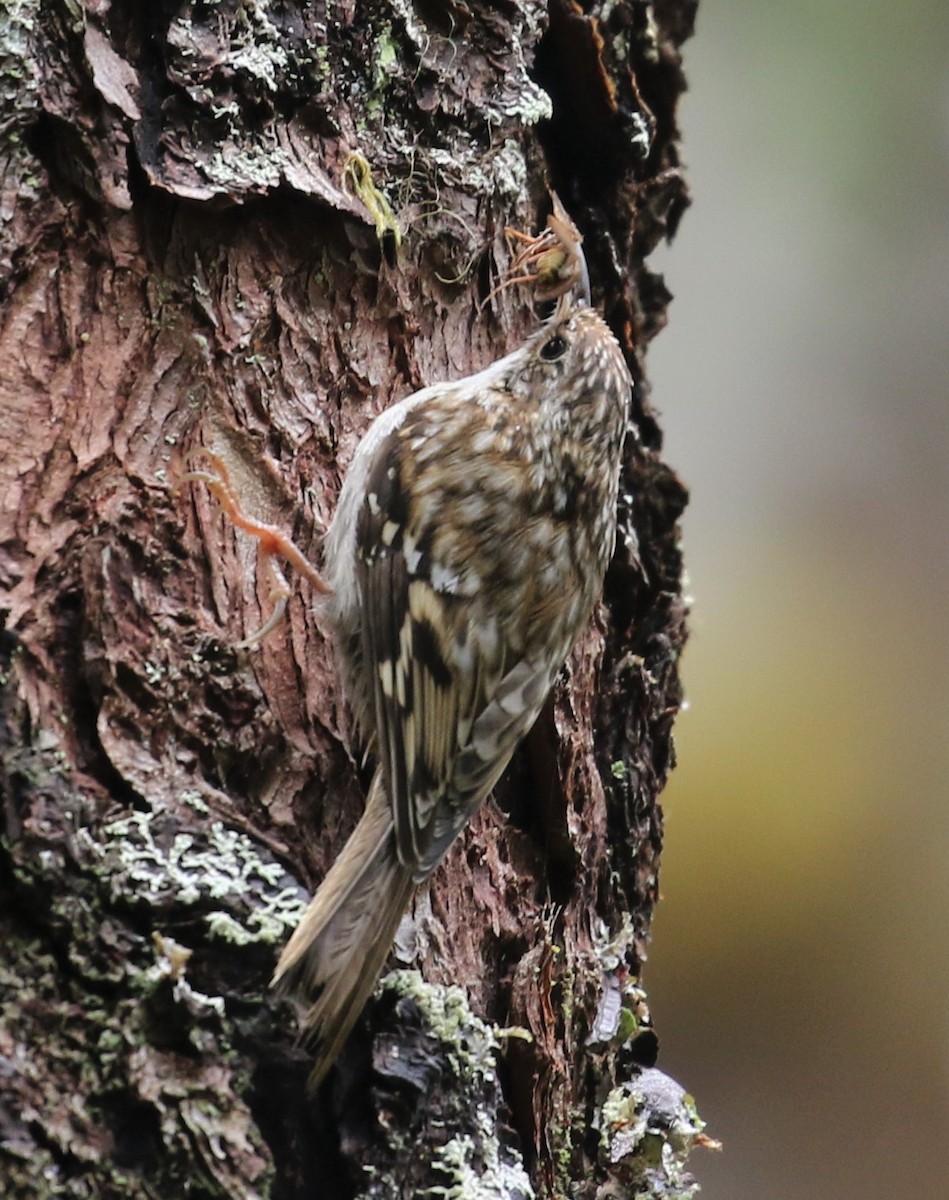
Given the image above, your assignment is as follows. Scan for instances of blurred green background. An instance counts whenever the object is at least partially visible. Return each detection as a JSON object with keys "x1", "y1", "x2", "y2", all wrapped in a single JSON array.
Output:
[{"x1": 644, "y1": 2, "x2": 949, "y2": 1196}]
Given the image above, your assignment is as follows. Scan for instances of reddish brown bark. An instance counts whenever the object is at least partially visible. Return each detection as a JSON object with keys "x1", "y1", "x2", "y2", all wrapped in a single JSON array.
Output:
[{"x1": 0, "y1": 2, "x2": 698, "y2": 1197}]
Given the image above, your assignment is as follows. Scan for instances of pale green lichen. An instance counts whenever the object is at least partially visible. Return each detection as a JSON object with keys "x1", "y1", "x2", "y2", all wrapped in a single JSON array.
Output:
[
  {"x1": 228, "y1": 33, "x2": 288, "y2": 94},
  {"x1": 311, "y1": 43, "x2": 330, "y2": 77},
  {"x1": 0, "y1": 862, "x2": 274, "y2": 1199},
  {"x1": 360, "y1": 972, "x2": 535, "y2": 1200},
  {"x1": 599, "y1": 1070, "x2": 713, "y2": 1199},
  {"x1": 373, "y1": 22, "x2": 399, "y2": 83},
  {"x1": 423, "y1": 1127, "x2": 534, "y2": 1200},
  {"x1": 486, "y1": 139, "x2": 529, "y2": 199},
  {"x1": 180, "y1": 787, "x2": 211, "y2": 815},
  {"x1": 481, "y1": 10, "x2": 552, "y2": 128},
  {"x1": 80, "y1": 807, "x2": 306, "y2": 945},
  {"x1": 175, "y1": 0, "x2": 288, "y2": 93},
  {"x1": 0, "y1": 691, "x2": 281, "y2": 1197},
  {"x1": 382, "y1": 969, "x2": 500, "y2": 1079}
]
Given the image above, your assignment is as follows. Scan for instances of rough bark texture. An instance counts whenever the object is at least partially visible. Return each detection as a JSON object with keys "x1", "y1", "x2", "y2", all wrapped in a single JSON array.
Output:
[{"x1": 0, "y1": 2, "x2": 700, "y2": 1198}]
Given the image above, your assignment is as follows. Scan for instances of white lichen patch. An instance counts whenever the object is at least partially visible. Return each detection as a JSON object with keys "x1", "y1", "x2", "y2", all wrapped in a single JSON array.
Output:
[
  {"x1": 586, "y1": 914, "x2": 652, "y2": 1048},
  {"x1": 415, "y1": 137, "x2": 528, "y2": 204},
  {"x1": 387, "y1": 0, "x2": 430, "y2": 53},
  {"x1": 180, "y1": 787, "x2": 211, "y2": 815},
  {"x1": 480, "y1": 12, "x2": 552, "y2": 128},
  {"x1": 204, "y1": 133, "x2": 294, "y2": 193},
  {"x1": 486, "y1": 139, "x2": 528, "y2": 200},
  {"x1": 170, "y1": 0, "x2": 288, "y2": 93},
  {"x1": 0, "y1": 0, "x2": 41, "y2": 141},
  {"x1": 228, "y1": 35, "x2": 288, "y2": 94},
  {"x1": 0, "y1": 0, "x2": 44, "y2": 270},
  {"x1": 488, "y1": 77, "x2": 552, "y2": 128}
]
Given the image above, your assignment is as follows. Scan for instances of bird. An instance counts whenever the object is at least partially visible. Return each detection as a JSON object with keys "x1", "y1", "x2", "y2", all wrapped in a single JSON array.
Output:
[{"x1": 270, "y1": 283, "x2": 632, "y2": 1088}]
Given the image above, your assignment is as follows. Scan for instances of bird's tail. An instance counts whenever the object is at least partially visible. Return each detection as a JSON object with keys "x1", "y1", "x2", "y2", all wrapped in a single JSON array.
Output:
[{"x1": 272, "y1": 772, "x2": 415, "y2": 1088}]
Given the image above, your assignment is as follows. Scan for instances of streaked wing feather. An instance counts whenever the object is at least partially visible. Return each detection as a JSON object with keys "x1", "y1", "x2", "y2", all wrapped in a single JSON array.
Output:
[
  {"x1": 357, "y1": 434, "x2": 558, "y2": 879},
  {"x1": 357, "y1": 436, "x2": 472, "y2": 868},
  {"x1": 359, "y1": 548, "x2": 415, "y2": 858},
  {"x1": 362, "y1": 562, "x2": 467, "y2": 866},
  {"x1": 415, "y1": 656, "x2": 556, "y2": 876}
]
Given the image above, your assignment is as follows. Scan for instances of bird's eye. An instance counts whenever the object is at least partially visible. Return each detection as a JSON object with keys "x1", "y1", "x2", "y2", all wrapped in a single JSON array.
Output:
[{"x1": 539, "y1": 335, "x2": 567, "y2": 362}]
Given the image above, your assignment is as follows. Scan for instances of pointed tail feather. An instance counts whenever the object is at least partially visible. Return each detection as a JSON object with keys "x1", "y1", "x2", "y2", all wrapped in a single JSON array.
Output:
[{"x1": 272, "y1": 772, "x2": 415, "y2": 1088}]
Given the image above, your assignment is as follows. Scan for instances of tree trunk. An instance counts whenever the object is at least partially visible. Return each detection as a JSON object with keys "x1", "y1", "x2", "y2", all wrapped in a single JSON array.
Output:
[{"x1": 0, "y1": 2, "x2": 701, "y2": 1197}]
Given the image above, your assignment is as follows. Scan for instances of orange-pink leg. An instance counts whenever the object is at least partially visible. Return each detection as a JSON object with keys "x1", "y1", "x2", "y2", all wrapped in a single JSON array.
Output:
[{"x1": 178, "y1": 450, "x2": 329, "y2": 647}]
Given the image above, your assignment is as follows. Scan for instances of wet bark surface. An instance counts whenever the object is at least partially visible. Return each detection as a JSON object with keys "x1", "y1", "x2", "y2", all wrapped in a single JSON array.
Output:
[{"x1": 0, "y1": 2, "x2": 699, "y2": 1197}]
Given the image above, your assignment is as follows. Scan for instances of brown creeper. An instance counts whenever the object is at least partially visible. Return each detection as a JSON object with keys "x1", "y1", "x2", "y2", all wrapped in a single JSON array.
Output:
[{"x1": 271, "y1": 289, "x2": 632, "y2": 1087}]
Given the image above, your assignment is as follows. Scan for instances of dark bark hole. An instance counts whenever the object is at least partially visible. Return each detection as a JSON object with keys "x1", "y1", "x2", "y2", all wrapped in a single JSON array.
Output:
[
  {"x1": 99, "y1": 1093, "x2": 163, "y2": 1171},
  {"x1": 532, "y1": 3, "x2": 632, "y2": 196},
  {"x1": 42, "y1": 590, "x2": 145, "y2": 812},
  {"x1": 24, "y1": 113, "x2": 102, "y2": 212},
  {"x1": 412, "y1": 0, "x2": 457, "y2": 38},
  {"x1": 476, "y1": 244, "x2": 493, "y2": 309},
  {"x1": 249, "y1": 1052, "x2": 350, "y2": 1200},
  {"x1": 381, "y1": 227, "x2": 399, "y2": 270},
  {"x1": 518, "y1": 704, "x2": 580, "y2": 902},
  {"x1": 500, "y1": 1036, "x2": 539, "y2": 1175}
]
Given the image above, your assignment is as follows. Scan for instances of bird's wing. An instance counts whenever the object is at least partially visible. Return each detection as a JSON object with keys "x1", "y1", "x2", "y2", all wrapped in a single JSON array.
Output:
[{"x1": 356, "y1": 422, "x2": 554, "y2": 877}]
